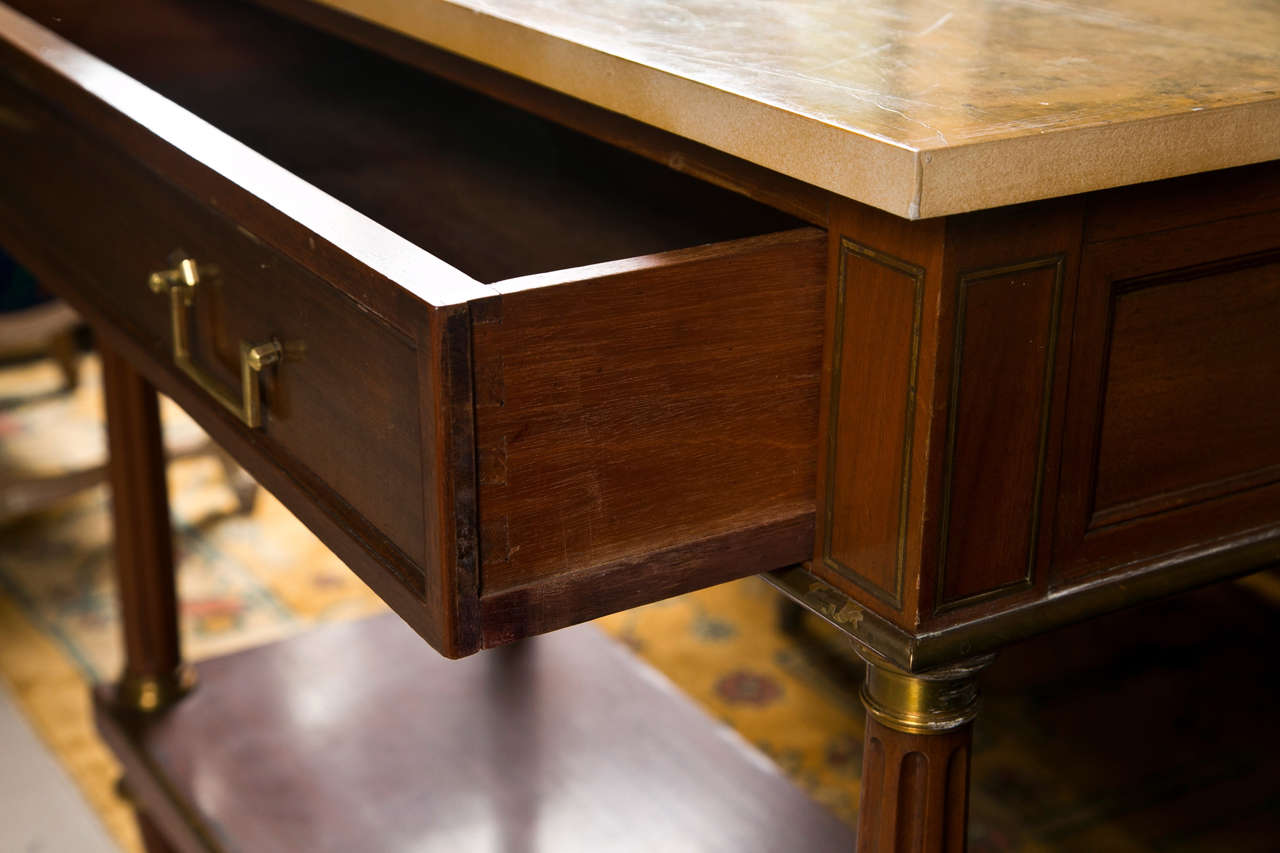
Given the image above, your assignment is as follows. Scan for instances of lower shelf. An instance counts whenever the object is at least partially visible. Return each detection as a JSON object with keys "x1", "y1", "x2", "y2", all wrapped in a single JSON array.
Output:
[{"x1": 95, "y1": 614, "x2": 855, "y2": 852}]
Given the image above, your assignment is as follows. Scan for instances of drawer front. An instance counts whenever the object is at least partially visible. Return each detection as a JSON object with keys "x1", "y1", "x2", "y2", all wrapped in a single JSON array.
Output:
[
  {"x1": 0, "y1": 71, "x2": 432, "y2": 597},
  {"x1": 1055, "y1": 210, "x2": 1280, "y2": 582}
]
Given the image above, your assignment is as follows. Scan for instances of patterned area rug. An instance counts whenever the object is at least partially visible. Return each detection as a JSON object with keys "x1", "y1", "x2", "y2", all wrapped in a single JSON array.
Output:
[{"x1": 2, "y1": 351, "x2": 1278, "y2": 852}]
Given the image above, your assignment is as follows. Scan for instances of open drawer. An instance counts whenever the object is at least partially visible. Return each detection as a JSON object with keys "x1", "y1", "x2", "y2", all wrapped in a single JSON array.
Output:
[{"x1": 0, "y1": 0, "x2": 826, "y2": 655}]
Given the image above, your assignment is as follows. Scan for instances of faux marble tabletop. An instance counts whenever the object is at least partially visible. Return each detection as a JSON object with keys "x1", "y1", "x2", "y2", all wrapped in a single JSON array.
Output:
[{"x1": 313, "y1": 0, "x2": 1280, "y2": 217}]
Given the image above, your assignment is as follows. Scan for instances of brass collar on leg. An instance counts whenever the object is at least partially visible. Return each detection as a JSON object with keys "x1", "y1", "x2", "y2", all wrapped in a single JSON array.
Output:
[
  {"x1": 114, "y1": 664, "x2": 198, "y2": 714},
  {"x1": 858, "y1": 654, "x2": 992, "y2": 734}
]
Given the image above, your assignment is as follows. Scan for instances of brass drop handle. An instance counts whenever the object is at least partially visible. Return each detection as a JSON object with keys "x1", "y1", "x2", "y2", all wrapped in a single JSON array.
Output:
[{"x1": 148, "y1": 256, "x2": 282, "y2": 429}]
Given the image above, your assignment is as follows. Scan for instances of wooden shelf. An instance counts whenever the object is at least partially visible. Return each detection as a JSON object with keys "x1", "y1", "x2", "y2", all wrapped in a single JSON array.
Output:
[{"x1": 96, "y1": 615, "x2": 855, "y2": 852}]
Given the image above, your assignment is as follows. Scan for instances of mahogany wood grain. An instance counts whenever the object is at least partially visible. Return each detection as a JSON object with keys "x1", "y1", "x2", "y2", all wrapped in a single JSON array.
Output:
[
  {"x1": 857, "y1": 719, "x2": 971, "y2": 853},
  {"x1": 100, "y1": 344, "x2": 184, "y2": 692},
  {"x1": 99, "y1": 615, "x2": 858, "y2": 853},
  {"x1": 473, "y1": 229, "x2": 825, "y2": 597}
]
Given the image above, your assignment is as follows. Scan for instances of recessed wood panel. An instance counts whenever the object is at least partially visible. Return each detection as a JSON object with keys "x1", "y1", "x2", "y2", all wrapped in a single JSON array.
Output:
[
  {"x1": 822, "y1": 239, "x2": 925, "y2": 608},
  {"x1": 1056, "y1": 207, "x2": 1280, "y2": 583},
  {"x1": 936, "y1": 257, "x2": 1064, "y2": 609},
  {"x1": 1091, "y1": 252, "x2": 1280, "y2": 528}
]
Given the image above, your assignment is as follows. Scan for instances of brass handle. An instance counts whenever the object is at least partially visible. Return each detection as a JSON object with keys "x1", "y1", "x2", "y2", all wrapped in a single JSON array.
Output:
[{"x1": 148, "y1": 256, "x2": 281, "y2": 429}]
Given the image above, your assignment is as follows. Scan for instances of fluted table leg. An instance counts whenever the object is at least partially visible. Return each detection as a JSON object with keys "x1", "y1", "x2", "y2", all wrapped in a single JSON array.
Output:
[
  {"x1": 855, "y1": 655, "x2": 991, "y2": 853},
  {"x1": 101, "y1": 344, "x2": 195, "y2": 712}
]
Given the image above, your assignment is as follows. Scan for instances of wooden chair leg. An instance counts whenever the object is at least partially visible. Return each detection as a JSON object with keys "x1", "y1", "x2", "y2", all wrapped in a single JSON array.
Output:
[
  {"x1": 854, "y1": 654, "x2": 991, "y2": 853},
  {"x1": 100, "y1": 343, "x2": 194, "y2": 712}
]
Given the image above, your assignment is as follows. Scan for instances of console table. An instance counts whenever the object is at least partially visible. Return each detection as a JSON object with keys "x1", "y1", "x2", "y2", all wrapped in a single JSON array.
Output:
[{"x1": 0, "y1": 1, "x2": 1276, "y2": 850}]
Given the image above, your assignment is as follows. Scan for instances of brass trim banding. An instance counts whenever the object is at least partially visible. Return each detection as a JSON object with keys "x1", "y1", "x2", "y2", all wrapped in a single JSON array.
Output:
[{"x1": 766, "y1": 524, "x2": 1280, "y2": 672}]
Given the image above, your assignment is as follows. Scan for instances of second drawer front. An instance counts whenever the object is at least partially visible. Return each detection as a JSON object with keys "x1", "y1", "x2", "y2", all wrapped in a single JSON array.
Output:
[{"x1": 0, "y1": 72, "x2": 431, "y2": 593}]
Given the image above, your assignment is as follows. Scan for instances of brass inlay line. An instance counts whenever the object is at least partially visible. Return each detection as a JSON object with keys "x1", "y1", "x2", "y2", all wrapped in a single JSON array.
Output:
[
  {"x1": 934, "y1": 255, "x2": 1065, "y2": 614},
  {"x1": 822, "y1": 238, "x2": 925, "y2": 610}
]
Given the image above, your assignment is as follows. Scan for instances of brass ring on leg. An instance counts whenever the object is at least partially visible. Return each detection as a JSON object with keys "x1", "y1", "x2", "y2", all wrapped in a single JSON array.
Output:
[
  {"x1": 857, "y1": 653, "x2": 992, "y2": 734},
  {"x1": 114, "y1": 664, "x2": 198, "y2": 713}
]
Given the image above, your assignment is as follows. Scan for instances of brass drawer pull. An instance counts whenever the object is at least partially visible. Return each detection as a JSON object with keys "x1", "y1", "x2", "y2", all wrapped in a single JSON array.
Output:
[{"x1": 148, "y1": 256, "x2": 282, "y2": 429}]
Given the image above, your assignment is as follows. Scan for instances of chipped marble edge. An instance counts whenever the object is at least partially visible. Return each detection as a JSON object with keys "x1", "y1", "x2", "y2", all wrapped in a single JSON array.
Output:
[{"x1": 314, "y1": 0, "x2": 1280, "y2": 220}]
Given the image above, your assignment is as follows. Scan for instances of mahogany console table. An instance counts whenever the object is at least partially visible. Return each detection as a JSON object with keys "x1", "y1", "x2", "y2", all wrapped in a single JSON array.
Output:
[{"x1": 0, "y1": 0, "x2": 1276, "y2": 850}]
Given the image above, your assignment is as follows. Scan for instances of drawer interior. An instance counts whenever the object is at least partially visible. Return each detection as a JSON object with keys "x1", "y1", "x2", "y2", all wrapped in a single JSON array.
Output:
[{"x1": 18, "y1": 0, "x2": 802, "y2": 283}]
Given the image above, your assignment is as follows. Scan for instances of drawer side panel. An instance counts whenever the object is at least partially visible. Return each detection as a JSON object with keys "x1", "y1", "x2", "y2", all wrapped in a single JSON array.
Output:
[{"x1": 473, "y1": 230, "x2": 825, "y2": 610}]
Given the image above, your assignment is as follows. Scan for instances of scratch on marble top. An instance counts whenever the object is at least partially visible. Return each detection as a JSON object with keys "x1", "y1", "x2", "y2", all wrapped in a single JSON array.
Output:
[
  {"x1": 917, "y1": 11, "x2": 954, "y2": 37},
  {"x1": 871, "y1": 99, "x2": 949, "y2": 146}
]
